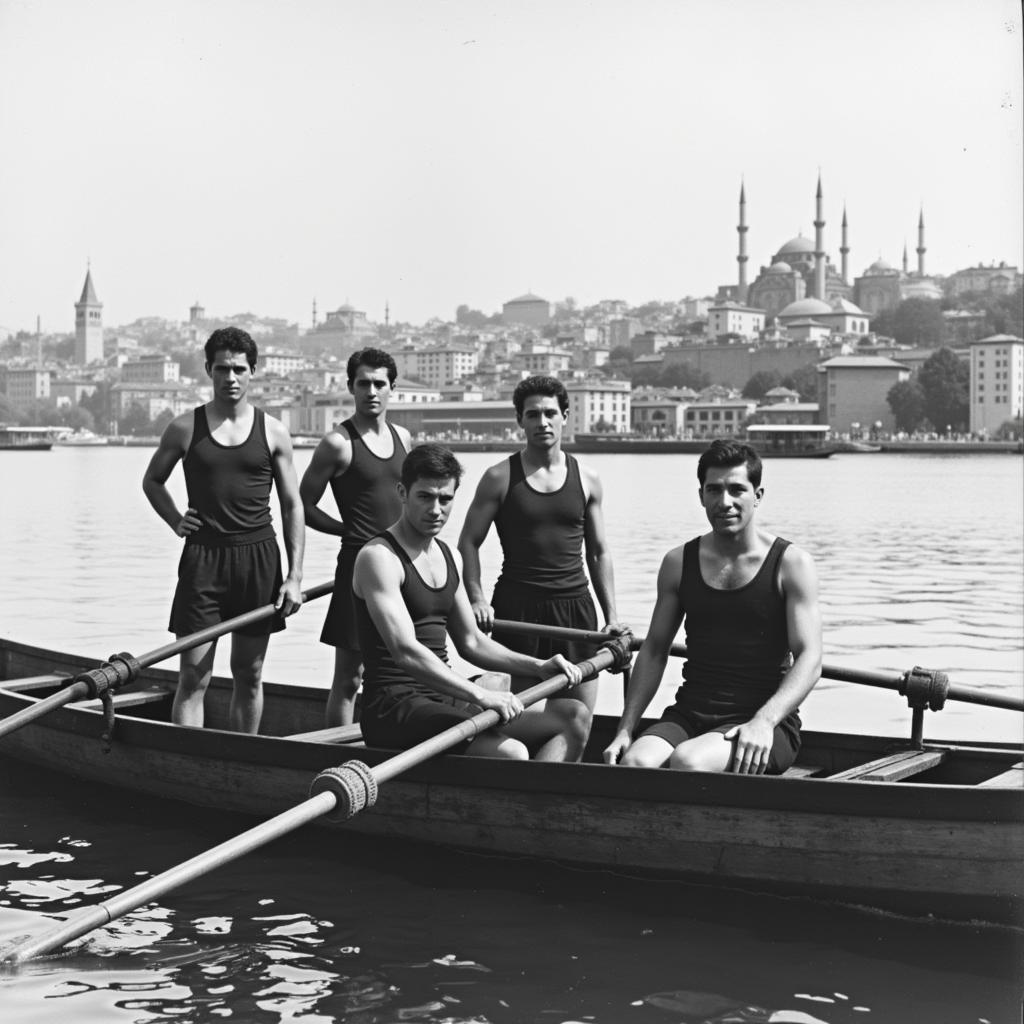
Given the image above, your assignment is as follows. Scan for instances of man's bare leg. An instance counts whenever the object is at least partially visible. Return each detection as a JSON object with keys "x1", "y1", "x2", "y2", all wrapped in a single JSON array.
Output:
[
  {"x1": 229, "y1": 632, "x2": 270, "y2": 734},
  {"x1": 173, "y1": 639, "x2": 217, "y2": 727},
  {"x1": 325, "y1": 647, "x2": 362, "y2": 727}
]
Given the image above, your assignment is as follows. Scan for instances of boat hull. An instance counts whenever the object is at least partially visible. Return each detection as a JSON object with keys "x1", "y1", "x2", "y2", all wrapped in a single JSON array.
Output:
[{"x1": 1, "y1": 638, "x2": 1022, "y2": 924}]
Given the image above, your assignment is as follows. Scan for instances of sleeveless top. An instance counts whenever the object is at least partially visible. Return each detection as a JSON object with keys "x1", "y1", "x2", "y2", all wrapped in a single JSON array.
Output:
[
  {"x1": 678, "y1": 535, "x2": 793, "y2": 716},
  {"x1": 355, "y1": 532, "x2": 460, "y2": 697},
  {"x1": 494, "y1": 453, "x2": 589, "y2": 593},
  {"x1": 183, "y1": 406, "x2": 274, "y2": 545},
  {"x1": 329, "y1": 419, "x2": 406, "y2": 551}
]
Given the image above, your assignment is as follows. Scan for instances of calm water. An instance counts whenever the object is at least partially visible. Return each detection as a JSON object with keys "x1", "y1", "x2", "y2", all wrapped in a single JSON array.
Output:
[{"x1": 1, "y1": 447, "x2": 1023, "y2": 1022}]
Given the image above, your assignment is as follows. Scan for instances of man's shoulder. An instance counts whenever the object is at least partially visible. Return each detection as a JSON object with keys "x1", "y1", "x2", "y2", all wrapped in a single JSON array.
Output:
[{"x1": 161, "y1": 409, "x2": 196, "y2": 447}]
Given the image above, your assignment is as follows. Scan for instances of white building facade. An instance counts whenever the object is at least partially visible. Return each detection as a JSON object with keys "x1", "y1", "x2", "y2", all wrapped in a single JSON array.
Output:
[{"x1": 969, "y1": 334, "x2": 1023, "y2": 435}]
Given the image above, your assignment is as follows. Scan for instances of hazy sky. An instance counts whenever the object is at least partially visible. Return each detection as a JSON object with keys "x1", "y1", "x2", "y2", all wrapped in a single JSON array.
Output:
[{"x1": 1, "y1": 0, "x2": 1021, "y2": 334}]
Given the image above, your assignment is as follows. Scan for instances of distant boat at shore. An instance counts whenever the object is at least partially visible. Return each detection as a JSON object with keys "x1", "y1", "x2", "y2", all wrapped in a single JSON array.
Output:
[
  {"x1": 0, "y1": 425, "x2": 56, "y2": 451},
  {"x1": 54, "y1": 429, "x2": 108, "y2": 447}
]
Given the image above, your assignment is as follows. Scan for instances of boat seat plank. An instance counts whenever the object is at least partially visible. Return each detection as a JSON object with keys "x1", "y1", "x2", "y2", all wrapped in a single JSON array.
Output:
[
  {"x1": 780, "y1": 764, "x2": 826, "y2": 779},
  {"x1": 284, "y1": 724, "x2": 364, "y2": 743},
  {"x1": 826, "y1": 749, "x2": 947, "y2": 782},
  {"x1": 0, "y1": 674, "x2": 70, "y2": 693},
  {"x1": 977, "y1": 761, "x2": 1024, "y2": 788},
  {"x1": 75, "y1": 686, "x2": 173, "y2": 711}
]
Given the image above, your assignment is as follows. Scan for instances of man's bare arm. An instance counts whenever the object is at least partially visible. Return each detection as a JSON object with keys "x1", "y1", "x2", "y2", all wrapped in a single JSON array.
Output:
[
  {"x1": 581, "y1": 467, "x2": 622, "y2": 630},
  {"x1": 269, "y1": 419, "x2": 305, "y2": 614},
  {"x1": 456, "y1": 463, "x2": 507, "y2": 630},
  {"x1": 141, "y1": 415, "x2": 198, "y2": 537},
  {"x1": 299, "y1": 433, "x2": 352, "y2": 537},
  {"x1": 603, "y1": 547, "x2": 685, "y2": 764}
]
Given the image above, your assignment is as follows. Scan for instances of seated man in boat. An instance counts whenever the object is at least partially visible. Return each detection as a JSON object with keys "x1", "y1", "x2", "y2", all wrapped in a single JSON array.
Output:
[
  {"x1": 603, "y1": 440, "x2": 821, "y2": 775},
  {"x1": 353, "y1": 443, "x2": 585, "y2": 757},
  {"x1": 142, "y1": 327, "x2": 305, "y2": 734}
]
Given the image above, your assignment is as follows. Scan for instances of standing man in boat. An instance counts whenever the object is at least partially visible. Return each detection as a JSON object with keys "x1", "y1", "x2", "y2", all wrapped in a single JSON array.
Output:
[
  {"x1": 603, "y1": 439, "x2": 821, "y2": 775},
  {"x1": 457, "y1": 375, "x2": 625, "y2": 762},
  {"x1": 299, "y1": 348, "x2": 411, "y2": 726},
  {"x1": 142, "y1": 327, "x2": 305, "y2": 734},
  {"x1": 355, "y1": 443, "x2": 584, "y2": 756}
]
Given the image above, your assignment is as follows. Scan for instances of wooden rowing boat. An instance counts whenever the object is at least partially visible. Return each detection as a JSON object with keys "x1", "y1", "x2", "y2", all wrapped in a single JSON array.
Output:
[{"x1": 1, "y1": 637, "x2": 1021, "y2": 926}]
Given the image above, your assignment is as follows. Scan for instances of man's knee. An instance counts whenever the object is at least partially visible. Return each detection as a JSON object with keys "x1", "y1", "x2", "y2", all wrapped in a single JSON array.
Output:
[
  {"x1": 668, "y1": 739, "x2": 727, "y2": 772},
  {"x1": 553, "y1": 698, "x2": 591, "y2": 742}
]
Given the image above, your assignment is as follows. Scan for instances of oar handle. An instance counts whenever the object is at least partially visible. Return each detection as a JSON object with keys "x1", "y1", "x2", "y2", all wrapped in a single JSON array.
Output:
[{"x1": 0, "y1": 640, "x2": 630, "y2": 965}]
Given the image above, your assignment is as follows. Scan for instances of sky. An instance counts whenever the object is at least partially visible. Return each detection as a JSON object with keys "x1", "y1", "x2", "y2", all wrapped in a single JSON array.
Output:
[{"x1": 1, "y1": 0, "x2": 1021, "y2": 335}]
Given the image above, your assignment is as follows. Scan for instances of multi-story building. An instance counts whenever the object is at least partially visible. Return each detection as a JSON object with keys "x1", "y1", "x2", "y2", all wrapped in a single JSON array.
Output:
[
  {"x1": 707, "y1": 301, "x2": 765, "y2": 342},
  {"x1": 684, "y1": 398, "x2": 756, "y2": 438},
  {"x1": 260, "y1": 352, "x2": 308, "y2": 377},
  {"x1": 110, "y1": 381, "x2": 197, "y2": 423},
  {"x1": 969, "y1": 334, "x2": 1023, "y2": 436},
  {"x1": 398, "y1": 345, "x2": 479, "y2": 388},
  {"x1": 565, "y1": 379, "x2": 631, "y2": 436},
  {"x1": 121, "y1": 356, "x2": 180, "y2": 384},
  {"x1": 948, "y1": 264, "x2": 1022, "y2": 297},
  {"x1": 816, "y1": 355, "x2": 910, "y2": 434},
  {"x1": 520, "y1": 349, "x2": 572, "y2": 376},
  {"x1": 74, "y1": 268, "x2": 104, "y2": 365},
  {"x1": 2, "y1": 367, "x2": 51, "y2": 409}
]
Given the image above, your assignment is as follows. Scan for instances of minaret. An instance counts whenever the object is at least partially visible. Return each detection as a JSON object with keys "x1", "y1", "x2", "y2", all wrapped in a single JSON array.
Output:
[
  {"x1": 813, "y1": 173, "x2": 826, "y2": 300},
  {"x1": 74, "y1": 266, "x2": 103, "y2": 365},
  {"x1": 384, "y1": 300, "x2": 390, "y2": 328},
  {"x1": 840, "y1": 204, "x2": 849, "y2": 284},
  {"x1": 902, "y1": 242, "x2": 909, "y2": 276},
  {"x1": 916, "y1": 207, "x2": 926, "y2": 277},
  {"x1": 737, "y1": 181, "x2": 749, "y2": 303},
  {"x1": 312, "y1": 298, "x2": 318, "y2": 329}
]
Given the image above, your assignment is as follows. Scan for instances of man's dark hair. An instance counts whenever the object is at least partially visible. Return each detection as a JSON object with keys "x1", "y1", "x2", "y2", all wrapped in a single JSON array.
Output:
[
  {"x1": 512, "y1": 375, "x2": 569, "y2": 417},
  {"x1": 205, "y1": 327, "x2": 258, "y2": 371},
  {"x1": 400, "y1": 443, "x2": 464, "y2": 490},
  {"x1": 347, "y1": 347, "x2": 398, "y2": 387},
  {"x1": 697, "y1": 439, "x2": 763, "y2": 488}
]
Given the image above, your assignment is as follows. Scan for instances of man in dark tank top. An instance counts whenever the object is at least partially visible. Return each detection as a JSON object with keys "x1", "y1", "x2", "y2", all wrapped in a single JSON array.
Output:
[
  {"x1": 458, "y1": 375, "x2": 627, "y2": 762},
  {"x1": 300, "y1": 348, "x2": 410, "y2": 727},
  {"x1": 354, "y1": 444, "x2": 583, "y2": 756},
  {"x1": 604, "y1": 440, "x2": 822, "y2": 775},
  {"x1": 142, "y1": 327, "x2": 305, "y2": 734}
]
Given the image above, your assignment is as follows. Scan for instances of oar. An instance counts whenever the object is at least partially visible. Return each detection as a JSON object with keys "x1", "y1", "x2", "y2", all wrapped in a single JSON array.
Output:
[
  {"x1": 0, "y1": 639, "x2": 630, "y2": 965},
  {"x1": 492, "y1": 618, "x2": 1024, "y2": 713},
  {"x1": 0, "y1": 581, "x2": 335, "y2": 741}
]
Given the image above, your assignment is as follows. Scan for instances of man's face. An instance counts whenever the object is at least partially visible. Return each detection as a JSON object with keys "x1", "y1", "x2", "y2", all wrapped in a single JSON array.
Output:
[
  {"x1": 517, "y1": 394, "x2": 566, "y2": 448},
  {"x1": 698, "y1": 463, "x2": 763, "y2": 535},
  {"x1": 399, "y1": 476, "x2": 458, "y2": 537},
  {"x1": 206, "y1": 349, "x2": 253, "y2": 402},
  {"x1": 349, "y1": 365, "x2": 393, "y2": 416}
]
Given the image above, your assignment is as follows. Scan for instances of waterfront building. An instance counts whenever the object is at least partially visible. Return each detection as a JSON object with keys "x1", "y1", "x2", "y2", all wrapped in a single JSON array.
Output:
[
  {"x1": 816, "y1": 355, "x2": 910, "y2": 435},
  {"x1": 110, "y1": 381, "x2": 197, "y2": 423},
  {"x1": 2, "y1": 367, "x2": 51, "y2": 409},
  {"x1": 519, "y1": 348, "x2": 572, "y2": 375},
  {"x1": 753, "y1": 401, "x2": 821, "y2": 426},
  {"x1": 502, "y1": 293, "x2": 551, "y2": 328},
  {"x1": 630, "y1": 395, "x2": 689, "y2": 437},
  {"x1": 684, "y1": 397, "x2": 756, "y2": 439},
  {"x1": 968, "y1": 334, "x2": 1023, "y2": 436},
  {"x1": 74, "y1": 268, "x2": 104, "y2": 366},
  {"x1": 121, "y1": 356, "x2": 180, "y2": 384},
  {"x1": 565, "y1": 378, "x2": 631, "y2": 437},
  {"x1": 395, "y1": 344, "x2": 479, "y2": 388}
]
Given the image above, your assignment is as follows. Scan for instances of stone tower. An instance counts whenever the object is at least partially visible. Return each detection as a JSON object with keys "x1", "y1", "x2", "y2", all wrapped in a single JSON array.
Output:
[{"x1": 74, "y1": 267, "x2": 103, "y2": 365}]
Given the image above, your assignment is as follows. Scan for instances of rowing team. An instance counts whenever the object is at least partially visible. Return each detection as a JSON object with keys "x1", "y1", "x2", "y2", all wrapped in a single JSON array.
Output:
[{"x1": 142, "y1": 331, "x2": 821, "y2": 777}]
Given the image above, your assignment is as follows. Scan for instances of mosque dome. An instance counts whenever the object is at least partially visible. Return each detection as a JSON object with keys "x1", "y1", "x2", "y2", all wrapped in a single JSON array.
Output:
[
  {"x1": 865, "y1": 258, "x2": 897, "y2": 275},
  {"x1": 766, "y1": 261, "x2": 793, "y2": 275},
  {"x1": 830, "y1": 297, "x2": 866, "y2": 315},
  {"x1": 778, "y1": 297, "x2": 832, "y2": 318},
  {"x1": 776, "y1": 235, "x2": 815, "y2": 257}
]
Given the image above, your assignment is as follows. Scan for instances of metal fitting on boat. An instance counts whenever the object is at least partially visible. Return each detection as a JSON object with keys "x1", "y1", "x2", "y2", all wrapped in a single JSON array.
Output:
[
  {"x1": 900, "y1": 666, "x2": 950, "y2": 711},
  {"x1": 598, "y1": 635, "x2": 633, "y2": 675},
  {"x1": 70, "y1": 651, "x2": 141, "y2": 699},
  {"x1": 310, "y1": 760, "x2": 379, "y2": 822}
]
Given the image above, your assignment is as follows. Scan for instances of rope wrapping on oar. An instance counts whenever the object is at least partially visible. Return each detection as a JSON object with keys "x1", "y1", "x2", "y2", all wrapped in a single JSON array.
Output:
[
  {"x1": 901, "y1": 666, "x2": 949, "y2": 711},
  {"x1": 69, "y1": 651, "x2": 141, "y2": 699},
  {"x1": 310, "y1": 761, "x2": 379, "y2": 823}
]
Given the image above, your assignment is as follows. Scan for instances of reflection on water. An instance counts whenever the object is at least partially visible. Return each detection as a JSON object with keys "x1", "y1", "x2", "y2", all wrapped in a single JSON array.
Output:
[{"x1": 1, "y1": 759, "x2": 1023, "y2": 1023}]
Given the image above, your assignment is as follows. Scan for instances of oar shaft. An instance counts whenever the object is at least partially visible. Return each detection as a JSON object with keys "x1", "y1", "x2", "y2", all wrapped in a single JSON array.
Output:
[
  {"x1": 0, "y1": 681, "x2": 91, "y2": 740},
  {"x1": 2, "y1": 791, "x2": 338, "y2": 964},
  {"x1": 492, "y1": 619, "x2": 1024, "y2": 712},
  {"x1": 2, "y1": 644, "x2": 621, "y2": 964}
]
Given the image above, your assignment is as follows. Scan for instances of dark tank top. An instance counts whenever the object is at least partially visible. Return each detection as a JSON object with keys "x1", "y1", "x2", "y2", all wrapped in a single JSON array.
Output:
[
  {"x1": 329, "y1": 419, "x2": 406, "y2": 550},
  {"x1": 356, "y1": 532, "x2": 459, "y2": 697},
  {"x1": 183, "y1": 406, "x2": 274, "y2": 544},
  {"x1": 679, "y1": 535, "x2": 792, "y2": 715},
  {"x1": 494, "y1": 453, "x2": 588, "y2": 593}
]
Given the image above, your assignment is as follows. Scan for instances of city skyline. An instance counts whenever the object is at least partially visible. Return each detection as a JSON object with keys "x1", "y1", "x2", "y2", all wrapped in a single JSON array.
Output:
[{"x1": 1, "y1": 0, "x2": 1021, "y2": 335}]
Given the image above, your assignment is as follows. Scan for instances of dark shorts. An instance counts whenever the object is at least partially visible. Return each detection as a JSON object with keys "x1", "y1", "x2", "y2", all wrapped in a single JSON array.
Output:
[
  {"x1": 320, "y1": 546, "x2": 360, "y2": 649},
  {"x1": 649, "y1": 702, "x2": 801, "y2": 775},
  {"x1": 360, "y1": 685, "x2": 474, "y2": 754},
  {"x1": 490, "y1": 580, "x2": 599, "y2": 666},
  {"x1": 169, "y1": 536, "x2": 285, "y2": 638}
]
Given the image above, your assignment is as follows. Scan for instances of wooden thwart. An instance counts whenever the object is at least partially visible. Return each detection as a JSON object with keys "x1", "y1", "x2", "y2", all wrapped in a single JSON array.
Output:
[
  {"x1": 75, "y1": 686, "x2": 173, "y2": 712},
  {"x1": 285, "y1": 723, "x2": 364, "y2": 743},
  {"x1": 826, "y1": 748, "x2": 947, "y2": 783},
  {"x1": 977, "y1": 761, "x2": 1024, "y2": 788}
]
